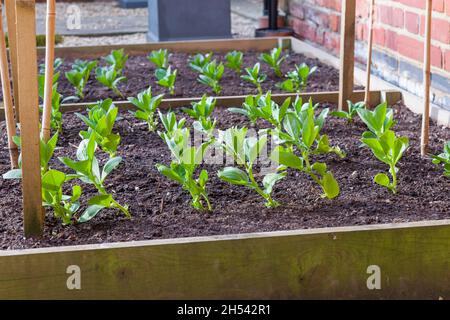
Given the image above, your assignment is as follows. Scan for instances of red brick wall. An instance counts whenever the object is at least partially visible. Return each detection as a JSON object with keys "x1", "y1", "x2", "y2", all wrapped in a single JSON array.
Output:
[{"x1": 288, "y1": 0, "x2": 450, "y2": 110}]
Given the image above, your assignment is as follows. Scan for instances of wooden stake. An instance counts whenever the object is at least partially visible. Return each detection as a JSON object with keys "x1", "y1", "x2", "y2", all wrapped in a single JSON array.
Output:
[
  {"x1": 421, "y1": 0, "x2": 432, "y2": 156},
  {"x1": 0, "y1": 2, "x2": 18, "y2": 168},
  {"x1": 41, "y1": 0, "x2": 56, "y2": 142},
  {"x1": 14, "y1": 0, "x2": 44, "y2": 237},
  {"x1": 4, "y1": 0, "x2": 20, "y2": 122},
  {"x1": 364, "y1": 0, "x2": 375, "y2": 107},
  {"x1": 338, "y1": 0, "x2": 356, "y2": 111}
]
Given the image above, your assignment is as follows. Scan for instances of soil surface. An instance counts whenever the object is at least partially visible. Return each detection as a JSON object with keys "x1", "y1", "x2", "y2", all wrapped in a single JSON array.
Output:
[
  {"x1": 1, "y1": 101, "x2": 449, "y2": 250},
  {"x1": 0, "y1": 51, "x2": 361, "y2": 102}
]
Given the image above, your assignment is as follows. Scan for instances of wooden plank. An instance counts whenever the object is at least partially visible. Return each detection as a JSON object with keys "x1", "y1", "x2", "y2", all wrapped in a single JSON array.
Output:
[
  {"x1": 35, "y1": 37, "x2": 284, "y2": 58},
  {"x1": 14, "y1": 0, "x2": 44, "y2": 237},
  {"x1": 4, "y1": 0, "x2": 20, "y2": 121},
  {"x1": 0, "y1": 219, "x2": 449, "y2": 299},
  {"x1": 0, "y1": 90, "x2": 390, "y2": 120},
  {"x1": 338, "y1": 0, "x2": 356, "y2": 111},
  {"x1": 364, "y1": 0, "x2": 375, "y2": 107}
]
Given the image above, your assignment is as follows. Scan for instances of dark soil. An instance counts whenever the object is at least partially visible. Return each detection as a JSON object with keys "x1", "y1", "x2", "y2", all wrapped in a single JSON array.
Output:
[
  {"x1": 1, "y1": 100, "x2": 449, "y2": 250},
  {"x1": 0, "y1": 51, "x2": 361, "y2": 101}
]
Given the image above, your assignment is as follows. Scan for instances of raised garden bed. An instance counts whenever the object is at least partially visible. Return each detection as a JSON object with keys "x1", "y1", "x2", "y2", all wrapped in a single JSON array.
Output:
[{"x1": 1, "y1": 37, "x2": 449, "y2": 299}]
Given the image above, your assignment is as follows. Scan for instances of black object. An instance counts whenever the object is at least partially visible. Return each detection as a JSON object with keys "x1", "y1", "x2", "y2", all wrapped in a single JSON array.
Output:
[
  {"x1": 147, "y1": 0, "x2": 231, "y2": 42},
  {"x1": 119, "y1": 0, "x2": 148, "y2": 8},
  {"x1": 255, "y1": 0, "x2": 293, "y2": 37}
]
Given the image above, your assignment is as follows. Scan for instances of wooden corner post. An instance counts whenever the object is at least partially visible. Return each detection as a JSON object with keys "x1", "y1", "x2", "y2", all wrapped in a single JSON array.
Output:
[
  {"x1": 421, "y1": 0, "x2": 432, "y2": 156},
  {"x1": 14, "y1": 0, "x2": 44, "y2": 237},
  {"x1": 338, "y1": 0, "x2": 356, "y2": 111}
]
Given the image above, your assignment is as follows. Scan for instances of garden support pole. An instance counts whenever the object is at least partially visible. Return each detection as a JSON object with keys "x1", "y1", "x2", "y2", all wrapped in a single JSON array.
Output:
[
  {"x1": 41, "y1": 0, "x2": 56, "y2": 142},
  {"x1": 14, "y1": 0, "x2": 44, "y2": 237},
  {"x1": 421, "y1": 0, "x2": 432, "y2": 156},
  {"x1": 0, "y1": 2, "x2": 18, "y2": 168},
  {"x1": 4, "y1": 0, "x2": 20, "y2": 122},
  {"x1": 338, "y1": 0, "x2": 356, "y2": 111},
  {"x1": 364, "y1": 0, "x2": 375, "y2": 107}
]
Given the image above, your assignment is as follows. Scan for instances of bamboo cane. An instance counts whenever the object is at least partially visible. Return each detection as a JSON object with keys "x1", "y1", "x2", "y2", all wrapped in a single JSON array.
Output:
[
  {"x1": 421, "y1": 0, "x2": 432, "y2": 156},
  {"x1": 0, "y1": 2, "x2": 18, "y2": 168},
  {"x1": 364, "y1": 0, "x2": 375, "y2": 107},
  {"x1": 41, "y1": 0, "x2": 56, "y2": 142}
]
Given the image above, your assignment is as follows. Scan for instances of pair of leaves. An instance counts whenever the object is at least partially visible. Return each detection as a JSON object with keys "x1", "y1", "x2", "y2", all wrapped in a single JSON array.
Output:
[
  {"x1": 104, "y1": 49, "x2": 128, "y2": 74},
  {"x1": 128, "y1": 87, "x2": 164, "y2": 131},
  {"x1": 95, "y1": 66, "x2": 126, "y2": 97},
  {"x1": 331, "y1": 100, "x2": 365, "y2": 123},
  {"x1": 241, "y1": 63, "x2": 267, "y2": 93},
  {"x1": 431, "y1": 141, "x2": 450, "y2": 177},
  {"x1": 260, "y1": 47, "x2": 286, "y2": 77},
  {"x1": 357, "y1": 102, "x2": 395, "y2": 136},
  {"x1": 155, "y1": 67, "x2": 177, "y2": 95},
  {"x1": 189, "y1": 52, "x2": 212, "y2": 73},
  {"x1": 225, "y1": 50, "x2": 243, "y2": 74},
  {"x1": 148, "y1": 49, "x2": 170, "y2": 69}
]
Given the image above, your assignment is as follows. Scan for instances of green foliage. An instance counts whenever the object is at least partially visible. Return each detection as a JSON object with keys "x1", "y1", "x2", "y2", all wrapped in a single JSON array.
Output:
[
  {"x1": 157, "y1": 128, "x2": 212, "y2": 211},
  {"x1": 225, "y1": 50, "x2": 243, "y2": 74},
  {"x1": 76, "y1": 99, "x2": 121, "y2": 158},
  {"x1": 432, "y1": 141, "x2": 450, "y2": 178},
  {"x1": 217, "y1": 127, "x2": 285, "y2": 208},
  {"x1": 103, "y1": 48, "x2": 128, "y2": 74},
  {"x1": 356, "y1": 102, "x2": 395, "y2": 137},
  {"x1": 241, "y1": 63, "x2": 267, "y2": 94},
  {"x1": 128, "y1": 87, "x2": 164, "y2": 131},
  {"x1": 358, "y1": 103, "x2": 408, "y2": 193},
  {"x1": 182, "y1": 95, "x2": 216, "y2": 136},
  {"x1": 277, "y1": 63, "x2": 317, "y2": 93},
  {"x1": 198, "y1": 60, "x2": 224, "y2": 95},
  {"x1": 59, "y1": 135, "x2": 130, "y2": 222},
  {"x1": 158, "y1": 110, "x2": 186, "y2": 138},
  {"x1": 65, "y1": 59, "x2": 97, "y2": 99},
  {"x1": 39, "y1": 57, "x2": 64, "y2": 75},
  {"x1": 331, "y1": 100, "x2": 365, "y2": 123},
  {"x1": 95, "y1": 66, "x2": 126, "y2": 97},
  {"x1": 228, "y1": 91, "x2": 290, "y2": 129},
  {"x1": 260, "y1": 46, "x2": 286, "y2": 77},
  {"x1": 361, "y1": 130, "x2": 409, "y2": 194},
  {"x1": 155, "y1": 66, "x2": 177, "y2": 95},
  {"x1": 148, "y1": 49, "x2": 170, "y2": 70},
  {"x1": 188, "y1": 52, "x2": 212, "y2": 73},
  {"x1": 42, "y1": 169, "x2": 82, "y2": 225},
  {"x1": 270, "y1": 99, "x2": 342, "y2": 199}
]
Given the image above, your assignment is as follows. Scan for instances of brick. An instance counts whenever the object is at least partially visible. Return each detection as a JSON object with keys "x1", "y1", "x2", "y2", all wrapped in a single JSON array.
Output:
[
  {"x1": 355, "y1": 0, "x2": 369, "y2": 18},
  {"x1": 433, "y1": 0, "x2": 445, "y2": 12},
  {"x1": 373, "y1": 28, "x2": 385, "y2": 46},
  {"x1": 405, "y1": 11, "x2": 419, "y2": 34},
  {"x1": 397, "y1": 0, "x2": 424, "y2": 10},
  {"x1": 289, "y1": 2, "x2": 304, "y2": 19},
  {"x1": 420, "y1": 17, "x2": 450, "y2": 44},
  {"x1": 329, "y1": 13, "x2": 340, "y2": 32},
  {"x1": 378, "y1": 5, "x2": 404, "y2": 28},
  {"x1": 323, "y1": 31, "x2": 340, "y2": 55},
  {"x1": 445, "y1": 50, "x2": 450, "y2": 72},
  {"x1": 431, "y1": 46, "x2": 443, "y2": 68},
  {"x1": 397, "y1": 34, "x2": 422, "y2": 60},
  {"x1": 385, "y1": 29, "x2": 398, "y2": 51},
  {"x1": 315, "y1": 0, "x2": 340, "y2": 12}
]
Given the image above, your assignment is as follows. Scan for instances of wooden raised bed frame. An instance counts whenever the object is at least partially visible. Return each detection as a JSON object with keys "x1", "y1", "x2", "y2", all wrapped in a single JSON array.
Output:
[{"x1": 1, "y1": 4, "x2": 449, "y2": 298}]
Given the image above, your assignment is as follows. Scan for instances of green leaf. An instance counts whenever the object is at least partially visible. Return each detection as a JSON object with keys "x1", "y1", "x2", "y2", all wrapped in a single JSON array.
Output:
[
  {"x1": 88, "y1": 194, "x2": 114, "y2": 207},
  {"x1": 374, "y1": 173, "x2": 390, "y2": 187},
  {"x1": 101, "y1": 156, "x2": 122, "y2": 181},
  {"x1": 322, "y1": 172, "x2": 340, "y2": 199},
  {"x1": 312, "y1": 162, "x2": 327, "y2": 175},
  {"x1": 263, "y1": 172, "x2": 286, "y2": 194},
  {"x1": 42, "y1": 169, "x2": 66, "y2": 191},
  {"x1": 156, "y1": 164, "x2": 184, "y2": 184},
  {"x1": 270, "y1": 146, "x2": 303, "y2": 170},
  {"x1": 71, "y1": 185, "x2": 82, "y2": 202},
  {"x1": 218, "y1": 167, "x2": 250, "y2": 186},
  {"x1": 2, "y1": 169, "x2": 22, "y2": 179},
  {"x1": 78, "y1": 205, "x2": 105, "y2": 223}
]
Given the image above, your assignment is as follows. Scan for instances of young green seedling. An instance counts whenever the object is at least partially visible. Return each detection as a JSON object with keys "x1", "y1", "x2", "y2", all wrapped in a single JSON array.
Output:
[
  {"x1": 260, "y1": 46, "x2": 286, "y2": 77},
  {"x1": 157, "y1": 128, "x2": 212, "y2": 211},
  {"x1": 228, "y1": 92, "x2": 290, "y2": 129},
  {"x1": 103, "y1": 48, "x2": 128, "y2": 74},
  {"x1": 95, "y1": 66, "x2": 126, "y2": 97},
  {"x1": 225, "y1": 50, "x2": 243, "y2": 74},
  {"x1": 148, "y1": 49, "x2": 170, "y2": 70},
  {"x1": 270, "y1": 100, "x2": 342, "y2": 199},
  {"x1": 182, "y1": 94, "x2": 217, "y2": 137},
  {"x1": 155, "y1": 66, "x2": 177, "y2": 95},
  {"x1": 39, "y1": 57, "x2": 63, "y2": 74},
  {"x1": 361, "y1": 130, "x2": 409, "y2": 194},
  {"x1": 331, "y1": 100, "x2": 365, "y2": 123},
  {"x1": 358, "y1": 102, "x2": 408, "y2": 193},
  {"x1": 277, "y1": 63, "x2": 317, "y2": 93},
  {"x1": 59, "y1": 135, "x2": 130, "y2": 222},
  {"x1": 128, "y1": 87, "x2": 164, "y2": 131},
  {"x1": 241, "y1": 63, "x2": 267, "y2": 94},
  {"x1": 188, "y1": 52, "x2": 212, "y2": 73},
  {"x1": 217, "y1": 127, "x2": 286, "y2": 208},
  {"x1": 431, "y1": 141, "x2": 450, "y2": 177},
  {"x1": 198, "y1": 60, "x2": 224, "y2": 95},
  {"x1": 65, "y1": 59, "x2": 97, "y2": 99},
  {"x1": 76, "y1": 99, "x2": 121, "y2": 158}
]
